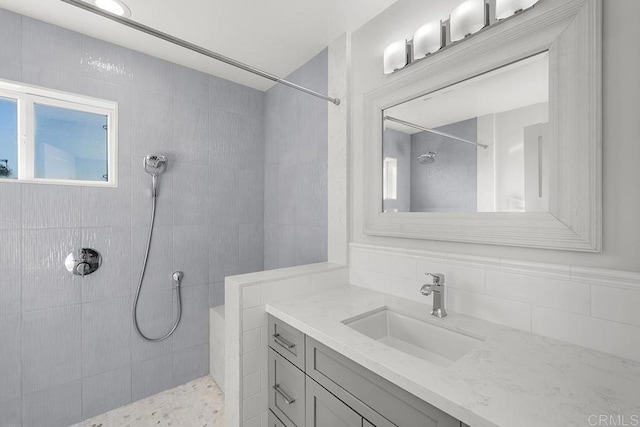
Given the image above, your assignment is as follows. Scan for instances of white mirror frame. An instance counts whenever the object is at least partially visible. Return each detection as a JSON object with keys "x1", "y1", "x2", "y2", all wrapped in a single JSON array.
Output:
[{"x1": 363, "y1": 0, "x2": 602, "y2": 252}]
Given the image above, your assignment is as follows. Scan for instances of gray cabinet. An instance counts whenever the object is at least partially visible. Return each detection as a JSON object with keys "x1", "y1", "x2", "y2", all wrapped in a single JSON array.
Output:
[
  {"x1": 305, "y1": 376, "x2": 362, "y2": 427},
  {"x1": 269, "y1": 314, "x2": 306, "y2": 369},
  {"x1": 306, "y1": 337, "x2": 459, "y2": 427},
  {"x1": 269, "y1": 348, "x2": 306, "y2": 427},
  {"x1": 267, "y1": 315, "x2": 465, "y2": 427},
  {"x1": 269, "y1": 410, "x2": 287, "y2": 427}
]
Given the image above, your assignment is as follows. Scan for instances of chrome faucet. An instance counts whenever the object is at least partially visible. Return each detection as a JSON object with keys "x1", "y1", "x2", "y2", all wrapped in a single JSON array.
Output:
[{"x1": 420, "y1": 273, "x2": 447, "y2": 318}]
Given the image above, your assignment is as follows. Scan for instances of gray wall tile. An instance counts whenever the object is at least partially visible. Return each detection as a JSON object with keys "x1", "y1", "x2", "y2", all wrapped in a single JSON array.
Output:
[
  {"x1": 173, "y1": 66, "x2": 209, "y2": 107},
  {"x1": 0, "y1": 184, "x2": 21, "y2": 230},
  {"x1": 209, "y1": 110, "x2": 239, "y2": 168},
  {"x1": 130, "y1": 53, "x2": 175, "y2": 95},
  {"x1": 263, "y1": 49, "x2": 328, "y2": 269},
  {"x1": 240, "y1": 223, "x2": 264, "y2": 274},
  {"x1": 82, "y1": 296, "x2": 131, "y2": 377},
  {"x1": 22, "y1": 381, "x2": 81, "y2": 427},
  {"x1": 0, "y1": 9, "x2": 22, "y2": 82},
  {"x1": 131, "y1": 289, "x2": 176, "y2": 363},
  {"x1": 172, "y1": 100, "x2": 209, "y2": 165},
  {"x1": 209, "y1": 76, "x2": 249, "y2": 115},
  {"x1": 131, "y1": 225, "x2": 173, "y2": 294},
  {"x1": 21, "y1": 228, "x2": 82, "y2": 312},
  {"x1": 22, "y1": 17, "x2": 83, "y2": 74},
  {"x1": 132, "y1": 354, "x2": 173, "y2": 401},
  {"x1": 173, "y1": 285, "x2": 209, "y2": 351},
  {"x1": 173, "y1": 161, "x2": 209, "y2": 225},
  {"x1": 0, "y1": 397, "x2": 21, "y2": 427},
  {"x1": 172, "y1": 343, "x2": 209, "y2": 386},
  {"x1": 0, "y1": 230, "x2": 21, "y2": 317},
  {"x1": 263, "y1": 167, "x2": 279, "y2": 225},
  {"x1": 81, "y1": 227, "x2": 131, "y2": 302},
  {"x1": 264, "y1": 224, "x2": 280, "y2": 270},
  {"x1": 21, "y1": 184, "x2": 81, "y2": 229},
  {"x1": 130, "y1": 89, "x2": 175, "y2": 162},
  {"x1": 239, "y1": 116, "x2": 265, "y2": 171},
  {"x1": 81, "y1": 157, "x2": 132, "y2": 228},
  {"x1": 22, "y1": 305, "x2": 81, "y2": 394},
  {"x1": 209, "y1": 224, "x2": 239, "y2": 283},
  {"x1": 0, "y1": 314, "x2": 21, "y2": 402},
  {"x1": 239, "y1": 169, "x2": 264, "y2": 225},
  {"x1": 82, "y1": 366, "x2": 132, "y2": 419},
  {"x1": 81, "y1": 36, "x2": 132, "y2": 86},
  {"x1": 173, "y1": 225, "x2": 209, "y2": 287},
  {"x1": 209, "y1": 282, "x2": 225, "y2": 308},
  {"x1": 0, "y1": 10, "x2": 267, "y2": 423}
]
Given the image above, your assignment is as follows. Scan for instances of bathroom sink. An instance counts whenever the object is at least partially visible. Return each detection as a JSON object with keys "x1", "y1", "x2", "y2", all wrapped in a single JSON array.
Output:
[{"x1": 343, "y1": 307, "x2": 483, "y2": 367}]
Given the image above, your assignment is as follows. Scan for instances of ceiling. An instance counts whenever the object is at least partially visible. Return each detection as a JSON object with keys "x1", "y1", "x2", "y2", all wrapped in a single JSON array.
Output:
[
  {"x1": 0, "y1": 0, "x2": 398, "y2": 91},
  {"x1": 386, "y1": 51, "x2": 549, "y2": 134}
]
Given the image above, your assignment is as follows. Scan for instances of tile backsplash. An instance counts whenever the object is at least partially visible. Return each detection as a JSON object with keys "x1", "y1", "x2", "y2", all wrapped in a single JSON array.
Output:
[{"x1": 350, "y1": 243, "x2": 640, "y2": 362}]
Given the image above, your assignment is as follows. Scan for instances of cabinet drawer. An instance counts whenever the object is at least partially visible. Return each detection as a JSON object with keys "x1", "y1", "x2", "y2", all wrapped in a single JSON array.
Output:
[
  {"x1": 306, "y1": 337, "x2": 460, "y2": 427},
  {"x1": 269, "y1": 410, "x2": 287, "y2": 427},
  {"x1": 306, "y1": 376, "x2": 362, "y2": 427},
  {"x1": 269, "y1": 314, "x2": 306, "y2": 370},
  {"x1": 268, "y1": 348, "x2": 306, "y2": 427}
]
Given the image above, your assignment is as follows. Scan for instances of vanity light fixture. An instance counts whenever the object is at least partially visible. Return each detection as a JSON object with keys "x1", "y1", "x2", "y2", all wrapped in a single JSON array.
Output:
[
  {"x1": 450, "y1": 0, "x2": 487, "y2": 42},
  {"x1": 413, "y1": 21, "x2": 442, "y2": 59},
  {"x1": 383, "y1": 40, "x2": 409, "y2": 75},
  {"x1": 495, "y1": 0, "x2": 540, "y2": 20},
  {"x1": 383, "y1": 0, "x2": 541, "y2": 74},
  {"x1": 92, "y1": 0, "x2": 130, "y2": 17}
]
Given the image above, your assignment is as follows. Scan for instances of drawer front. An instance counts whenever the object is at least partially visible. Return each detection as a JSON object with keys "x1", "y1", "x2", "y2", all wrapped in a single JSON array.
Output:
[
  {"x1": 306, "y1": 337, "x2": 460, "y2": 427},
  {"x1": 269, "y1": 314, "x2": 306, "y2": 370},
  {"x1": 268, "y1": 348, "x2": 306, "y2": 427},
  {"x1": 269, "y1": 410, "x2": 287, "y2": 427},
  {"x1": 306, "y1": 376, "x2": 362, "y2": 427}
]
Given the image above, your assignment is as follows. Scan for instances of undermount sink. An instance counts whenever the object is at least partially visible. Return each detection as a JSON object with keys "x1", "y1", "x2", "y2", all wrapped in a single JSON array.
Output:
[{"x1": 343, "y1": 307, "x2": 483, "y2": 367}]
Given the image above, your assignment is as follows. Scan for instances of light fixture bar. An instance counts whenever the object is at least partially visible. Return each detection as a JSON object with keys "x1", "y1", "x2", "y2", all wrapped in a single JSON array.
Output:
[
  {"x1": 384, "y1": 116, "x2": 488, "y2": 149},
  {"x1": 60, "y1": 0, "x2": 341, "y2": 105}
]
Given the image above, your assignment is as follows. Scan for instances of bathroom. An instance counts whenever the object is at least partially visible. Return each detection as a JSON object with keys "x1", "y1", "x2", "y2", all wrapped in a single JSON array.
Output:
[{"x1": 0, "y1": 0, "x2": 638, "y2": 426}]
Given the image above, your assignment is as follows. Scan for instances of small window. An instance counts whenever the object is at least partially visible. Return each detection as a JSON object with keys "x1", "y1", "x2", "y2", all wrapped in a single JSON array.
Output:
[{"x1": 0, "y1": 79, "x2": 117, "y2": 186}]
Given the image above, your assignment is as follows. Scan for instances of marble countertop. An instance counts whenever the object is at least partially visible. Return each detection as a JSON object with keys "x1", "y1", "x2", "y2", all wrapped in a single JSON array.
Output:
[{"x1": 266, "y1": 285, "x2": 640, "y2": 427}]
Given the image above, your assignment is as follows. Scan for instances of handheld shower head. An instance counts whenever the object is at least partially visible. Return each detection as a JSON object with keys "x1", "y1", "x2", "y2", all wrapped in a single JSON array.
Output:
[{"x1": 144, "y1": 155, "x2": 167, "y2": 177}]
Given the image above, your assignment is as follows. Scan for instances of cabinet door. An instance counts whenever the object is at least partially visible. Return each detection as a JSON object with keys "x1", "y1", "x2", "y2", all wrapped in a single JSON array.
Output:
[
  {"x1": 269, "y1": 348, "x2": 306, "y2": 427},
  {"x1": 306, "y1": 377, "x2": 362, "y2": 427},
  {"x1": 363, "y1": 421, "x2": 375, "y2": 427},
  {"x1": 269, "y1": 410, "x2": 287, "y2": 427}
]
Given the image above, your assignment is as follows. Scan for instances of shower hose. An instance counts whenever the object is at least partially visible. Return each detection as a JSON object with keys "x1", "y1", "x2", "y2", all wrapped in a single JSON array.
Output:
[{"x1": 132, "y1": 189, "x2": 182, "y2": 342}]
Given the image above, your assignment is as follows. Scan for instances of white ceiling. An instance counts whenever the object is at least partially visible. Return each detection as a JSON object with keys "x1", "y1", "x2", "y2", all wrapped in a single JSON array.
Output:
[
  {"x1": 386, "y1": 51, "x2": 549, "y2": 133},
  {"x1": 0, "y1": 0, "x2": 398, "y2": 91}
]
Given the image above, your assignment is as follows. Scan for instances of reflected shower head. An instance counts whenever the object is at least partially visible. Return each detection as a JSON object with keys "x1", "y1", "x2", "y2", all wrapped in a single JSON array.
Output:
[
  {"x1": 144, "y1": 155, "x2": 167, "y2": 177},
  {"x1": 417, "y1": 151, "x2": 437, "y2": 165}
]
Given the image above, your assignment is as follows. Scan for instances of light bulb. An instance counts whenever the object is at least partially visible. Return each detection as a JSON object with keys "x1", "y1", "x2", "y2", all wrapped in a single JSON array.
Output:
[{"x1": 93, "y1": 0, "x2": 131, "y2": 17}]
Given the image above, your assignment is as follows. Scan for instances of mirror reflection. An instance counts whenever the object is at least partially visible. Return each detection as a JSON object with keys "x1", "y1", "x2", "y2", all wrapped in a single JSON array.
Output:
[{"x1": 382, "y1": 51, "x2": 549, "y2": 213}]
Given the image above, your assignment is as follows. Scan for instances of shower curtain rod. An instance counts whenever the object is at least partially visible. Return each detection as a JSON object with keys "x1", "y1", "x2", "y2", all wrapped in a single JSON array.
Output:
[
  {"x1": 60, "y1": 0, "x2": 341, "y2": 105},
  {"x1": 384, "y1": 116, "x2": 488, "y2": 149}
]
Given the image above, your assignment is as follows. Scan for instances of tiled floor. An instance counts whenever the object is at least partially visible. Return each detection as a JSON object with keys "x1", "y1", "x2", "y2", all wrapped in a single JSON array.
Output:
[{"x1": 71, "y1": 376, "x2": 224, "y2": 427}]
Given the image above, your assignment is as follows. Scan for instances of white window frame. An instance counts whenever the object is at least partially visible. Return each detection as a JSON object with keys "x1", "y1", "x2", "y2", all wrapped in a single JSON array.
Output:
[{"x1": 0, "y1": 78, "x2": 118, "y2": 187}]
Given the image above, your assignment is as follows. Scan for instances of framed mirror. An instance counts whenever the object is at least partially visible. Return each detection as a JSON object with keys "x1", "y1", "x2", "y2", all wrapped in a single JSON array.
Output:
[{"x1": 363, "y1": 0, "x2": 601, "y2": 252}]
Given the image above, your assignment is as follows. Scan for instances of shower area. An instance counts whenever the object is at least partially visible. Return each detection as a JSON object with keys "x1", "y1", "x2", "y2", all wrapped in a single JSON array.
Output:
[{"x1": 0, "y1": 6, "x2": 328, "y2": 427}]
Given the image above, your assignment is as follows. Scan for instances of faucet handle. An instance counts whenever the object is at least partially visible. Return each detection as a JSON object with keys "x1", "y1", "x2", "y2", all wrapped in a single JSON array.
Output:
[{"x1": 425, "y1": 273, "x2": 445, "y2": 285}]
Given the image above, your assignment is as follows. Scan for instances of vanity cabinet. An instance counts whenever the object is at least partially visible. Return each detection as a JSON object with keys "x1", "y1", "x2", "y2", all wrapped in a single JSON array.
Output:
[{"x1": 267, "y1": 315, "x2": 464, "y2": 427}]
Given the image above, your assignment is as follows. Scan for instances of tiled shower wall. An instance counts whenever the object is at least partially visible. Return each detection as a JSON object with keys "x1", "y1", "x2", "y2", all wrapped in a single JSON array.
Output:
[
  {"x1": 263, "y1": 49, "x2": 328, "y2": 269},
  {"x1": 0, "y1": 8, "x2": 264, "y2": 427}
]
